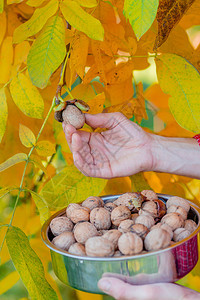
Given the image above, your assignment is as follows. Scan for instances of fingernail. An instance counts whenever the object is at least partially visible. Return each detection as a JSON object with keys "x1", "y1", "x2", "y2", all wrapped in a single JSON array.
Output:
[{"x1": 98, "y1": 279, "x2": 111, "y2": 292}]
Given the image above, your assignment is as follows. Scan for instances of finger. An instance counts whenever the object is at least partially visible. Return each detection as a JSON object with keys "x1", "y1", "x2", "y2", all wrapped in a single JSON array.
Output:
[
  {"x1": 98, "y1": 277, "x2": 188, "y2": 300},
  {"x1": 62, "y1": 123, "x2": 76, "y2": 149},
  {"x1": 85, "y1": 112, "x2": 126, "y2": 129}
]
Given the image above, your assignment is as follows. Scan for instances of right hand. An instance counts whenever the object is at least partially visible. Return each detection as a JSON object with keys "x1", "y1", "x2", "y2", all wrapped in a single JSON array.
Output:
[{"x1": 63, "y1": 112, "x2": 154, "y2": 178}]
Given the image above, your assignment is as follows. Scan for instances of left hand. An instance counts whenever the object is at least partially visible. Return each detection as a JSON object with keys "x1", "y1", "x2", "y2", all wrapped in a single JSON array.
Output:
[{"x1": 98, "y1": 277, "x2": 200, "y2": 300}]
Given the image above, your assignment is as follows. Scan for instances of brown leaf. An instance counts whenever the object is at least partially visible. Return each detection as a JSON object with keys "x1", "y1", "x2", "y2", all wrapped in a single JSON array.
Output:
[{"x1": 154, "y1": 0, "x2": 195, "y2": 50}]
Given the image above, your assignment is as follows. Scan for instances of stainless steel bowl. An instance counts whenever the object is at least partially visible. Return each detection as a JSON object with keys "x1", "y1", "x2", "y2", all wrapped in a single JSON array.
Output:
[{"x1": 41, "y1": 194, "x2": 200, "y2": 294}]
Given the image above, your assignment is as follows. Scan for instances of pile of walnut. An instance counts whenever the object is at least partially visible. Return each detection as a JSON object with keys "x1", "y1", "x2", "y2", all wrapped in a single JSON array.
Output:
[{"x1": 49, "y1": 191, "x2": 197, "y2": 257}]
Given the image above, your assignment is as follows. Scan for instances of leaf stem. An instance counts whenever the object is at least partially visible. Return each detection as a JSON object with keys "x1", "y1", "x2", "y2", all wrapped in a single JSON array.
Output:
[
  {"x1": 3, "y1": 66, "x2": 27, "y2": 88},
  {"x1": 0, "y1": 98, "x2": 56, "y2": 255},
  {"x1": 63, "y1": 85, "x2": 74, "y2": 99}
]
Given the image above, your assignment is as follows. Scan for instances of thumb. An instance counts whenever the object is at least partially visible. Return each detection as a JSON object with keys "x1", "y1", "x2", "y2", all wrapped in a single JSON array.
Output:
[{"x1": 85, "y1": 112, "x2": 126, "y2": 129}]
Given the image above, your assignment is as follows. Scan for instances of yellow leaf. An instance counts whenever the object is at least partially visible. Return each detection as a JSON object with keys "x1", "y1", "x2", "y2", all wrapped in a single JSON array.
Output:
[
  {"x1": 70, "y1": 32, "x2": 89, "y2": 79},
  {"x1": 60, "y1": 0, "x2": 104, "y2": 41},
  {"x1": 106, "y1": 76, "x2": 134, "y2": 105},
  {"x1": 26, "y1": 0, "x2": 47, "y2": 7},
  {"x1": 134, "y1": 82, "x2": 148, "y2": 124},
  {"x1": 0, "y1": 0, "x2": 4, "y2": 13},
  {"x1": 40, "y1": 165, "x2": 107, "y2": 210},
  {"x1": 27, "y1": 15, "x2": 66, "y2": 88},
  {"x1": 0, "y1": 11, "x2": 6, "y2": 46},
  {"x1": 0, "y1": 87, "x2": 8, "y2": 143},
  {"x1": 130, "y1": 172, "x2": 151, "y2": 192},
  {"x1": 36, "y1": 140, "x2": 55, "y2": 157},
  {"x1": 19, "y1": 124, "x2": 36, "y2": 148},
  {"x1": 0, "y1": 271, "x2": 20, "y2": 295},
  {"x1": 0, "y1": 37, "x2": 13, "y2": 84},
  {"x1": 106, "y1": 60, "x2": 134, "y2": 85},
  {"x1": 10, "y1": 73, "x2": 44, "y2": 119},
  {"x1": 104, "y1": 98, "x2": 136, "y2": 119},
  {"x1": 91, "y1": 40, "x2": 107, "y2": 84},
  {"x1": 156, "y1": 54, "x2": 200, "y2": 133},
  {"x1": 154, "y1": 0, "x2": 195, "y2": 50},
  {"x1": 103, "y1": 177, "x2": 131, "y2": 195},
  {"x1": 6, "y1": 227, "x2": 58, "y2": 300},
  {"x1": 29, "y1": 154, "x2": 48, "y2": 175},
  {"x1": 74, "y1": 0, "x2": 97, "y2": 8},
  {"x1": 13, "y1": 0, "x2": 59, "y2": 43},
  {"x1": 29, "y1": 190, "x2": 50, "y2": 224},
  {"x1": 87, "y1": 92, "x2": 105, "y2": 114},
  {"x1": 0, "y1": 153, "x2": 27, "y2": 173},
  {"x1": 13, "y1": 41, "x2": 31, "y2": 69},
  {"x1": 77, "y1": 291, "x2": 102, "y2": 300}
]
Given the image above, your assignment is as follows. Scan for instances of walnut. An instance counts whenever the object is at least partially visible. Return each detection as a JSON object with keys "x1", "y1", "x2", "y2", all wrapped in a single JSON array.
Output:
[
  {"x1": 113, "y1": 192, "x2": 144, "y2": 210},
  {"x1": 104, "y1": 202, "x2": 117, "y2": 213},
  {"x1": 144, "y1": 228, "x2": 171, "y2": 251},
  {"x1": 68, "y1": 243, "x2": 86, "y2": 256},
  {"x1": 111, "y1": 206, "x2": 131, "y2": 226},
  {"x1": 85, "y1": 236, "x2": 114, "y2": 257},
  {"x1": 74, "y1": 222, "x2": 98, "y2": 244},
  {"x1": 66, "y1": 203, "x2": 81, "y2": 219},
  {"x1": 167, "y1": 205, "x2": 187, "y2": 220},
  {"x1": 135, "y1": 215, "x2": 155, "y2": 229},
  {"x1": 173, "y1": 228, "x2": 191, "y2": 242},
  {"x1": 150, "y1": 223, "x2": 173, "y2": 239},
  {"x1": 130, "y1": 224, "x2": 149, "y2": 240},
  {"x1": 139, "y1": 201, "x2": 158, "y2": 218},
  {"x1": 52, "y1": 232, "x2": 75, "y2": 251},
  {"x1": 90, "y1": 207, "x2": 111, "y2": 230},
  {"x1": 141, "y1": 190, "x2": 158, "y2": 200},
  {"x1": 184, "y1": 219, "x2": 197, "y2": 233},
  {"x1": 153, "y1": 199, "x2": 166, "y2": 219},
  {"x1": 118, "y1": 219, "x2": 135, "y2": 233},
  {"x1": 62, "y1": 104, "x2": 85, "y2": 129},
  {"x1": 161, "y1": 212, "x2": 184, "y2": 231},
  {"x1": 50, "y1": 216, "x2": 74, "y2": 236},
  {"x1": 98, "y1": 229, "x2": 109, "y2": 236},
  {"x1": 82, "y1": 196, "x2": 104, "y2": 210},
  {"x1": 70, "y1": 207, "x2": 90, "y2": 223},
  {"x1": 103, "y1": 230, "x2": 122, "y2": 250},
  {"x1": 118, "y1": 232, "x2": 143, "y2": 255},
  {"x1": 131, "y1": 213, "x2": 139, "y2": 224},
  {"x1": 166, "y1": 196, "x2": 190, "y2": 213}
]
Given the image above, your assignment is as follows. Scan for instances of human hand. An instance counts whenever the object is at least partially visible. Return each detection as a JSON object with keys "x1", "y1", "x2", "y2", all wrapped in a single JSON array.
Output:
[
  {"x1": 98, "y1": 277, "x2": 200, "y2": 300},
  {"x1": 63, "y1": 112, "x2": 153, "y2": 178}
]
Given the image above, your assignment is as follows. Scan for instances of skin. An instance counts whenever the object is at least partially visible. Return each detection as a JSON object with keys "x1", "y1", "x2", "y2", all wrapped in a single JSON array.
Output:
[{"x1": 63, "y1": 112, "x2": 200, "y2": 300}]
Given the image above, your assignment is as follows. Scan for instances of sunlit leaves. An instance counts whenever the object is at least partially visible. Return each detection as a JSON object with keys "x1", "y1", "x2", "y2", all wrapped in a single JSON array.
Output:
[
  {"x1": 87, "y1": 92, "x2": 105, "y2": 114},
  {"x1": 74, "y1": 0, "x2": 97, "y2": 8},
  {"x1": 0, "y1": 11, "x2": 6, "y2": 46},
  {"x1": 0, "y1": 272, "x2": 20, "y2": 295},
  {"x1": 0, "y1": 0, "x2": 4, "y2": 13},
  {"x1": 29, "y1": 190, "x2": 50, "y2": 224},
  {"x1": 19, "y1": 124, "x2": 36, "y2": 148},
  {"x1": 60, "y1": 0, "x2": 104, "y2": 41},
  {"x1": 36, "y1": 140, "x2": 55, "y2": 157},
  {"x1": 13, "y1": 0, "x2": 59, "y2": 43},
  {"x1": 0, "y1": 37, "x2": 13, "y2": 84},
  {"x1": 154, "y1": 0, "x2": 195, "y2": 50},
  {"x1": 0, "y1": 153, "x2": 27, "y2": 172},
  {"x1": 6, "y1": 226, "x2": 58, "y2": 300},
  {"x1": 123, "y1": 0, "x2": 159, "y2": 40},
  {"x1": 10, "y1": 73, "x2": 44, "y2": 118},
  {"x1": 26, "y1": 0, "x2": 47, "y2": 7},
  {"x1": 40, "y1": 165, "x2": 107, "y2": 210},
  {"x1": 27, "y1": 15, "x2": 66, "y2": 88},
  {"x1": 0, "y1": 88, "x2": 8, "y2": 143},
  {"x1": 156, "y1": 54, "x2": 200, "y2": 133}
]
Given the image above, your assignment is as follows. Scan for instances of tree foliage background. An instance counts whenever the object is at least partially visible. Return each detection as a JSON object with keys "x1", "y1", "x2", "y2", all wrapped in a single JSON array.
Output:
[{"x1": 0, "y1": 0, "x2": 200, "y2": 299}]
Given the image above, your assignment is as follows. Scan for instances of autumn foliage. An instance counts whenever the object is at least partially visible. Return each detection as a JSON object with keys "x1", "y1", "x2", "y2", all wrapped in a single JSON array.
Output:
[{"x1": 0, "y1": 0, "x2": 200, "y2": 299}]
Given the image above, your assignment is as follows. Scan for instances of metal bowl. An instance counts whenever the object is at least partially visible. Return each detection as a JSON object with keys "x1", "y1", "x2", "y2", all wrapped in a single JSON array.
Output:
[{"x1": 41, "y1": 194, "x2": 200, "y2": 294}]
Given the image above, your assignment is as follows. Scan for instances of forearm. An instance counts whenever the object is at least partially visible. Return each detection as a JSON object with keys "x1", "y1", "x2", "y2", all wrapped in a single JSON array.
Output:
[{"x1": 150, "y1": 135, "x2": 200, "y2": 179}]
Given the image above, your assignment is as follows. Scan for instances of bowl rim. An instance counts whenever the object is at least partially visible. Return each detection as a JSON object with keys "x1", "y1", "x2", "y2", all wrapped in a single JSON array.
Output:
[{"x1": 41, "y1": 193, "x2": 200, "y2": 261}]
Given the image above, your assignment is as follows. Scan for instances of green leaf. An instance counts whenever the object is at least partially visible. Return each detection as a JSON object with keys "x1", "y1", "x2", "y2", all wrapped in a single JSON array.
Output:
[
  {"x1": 36, "y1": 140, "x2": 55, "y2": 157},
  {"x1": 19, "y1": 124, "x2": 36, "y2": 148},
  {"x1": 13, "y1": 0, "x2": 59, "y2": 43},
  {"x1": 0, "y1": 87, "x2": 8, "y2": 143},
  {"x1": 60, "y1": 0, "x2": 104, "y2": 41},
  {"x1": 123, "y1": 0, "x2": 159, "y2": 40},
  {"x1": 130, "y1": 172, "x2": 151, "y2": 192},
  {"x1": 40, "y1": 165, "x2": 107, "y2": 210},
  {"x1": 28, "y1": 190, "x2": 50, "y2": 224},
  {"x1": 0, "y1": 0, "x2": 4, "y2": 13},
  {"x1": 0, "y1": 153, "x2": 27, "y2": 173},
  {"x1": 6, "y1": 226, "x2": 58, "y2": 300},
  {"x1": 156, "y1": 54, "x2": 200, "y2": 133},
  {"x1": 10, "y1": 73, "x2": 44, "y2": 119},
  {"x1": 74, "y1": 0, "x2": 97, "y2": 8},
  {"x1": 27, "y1": 15, "x2": 66, "y2": 88}
]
